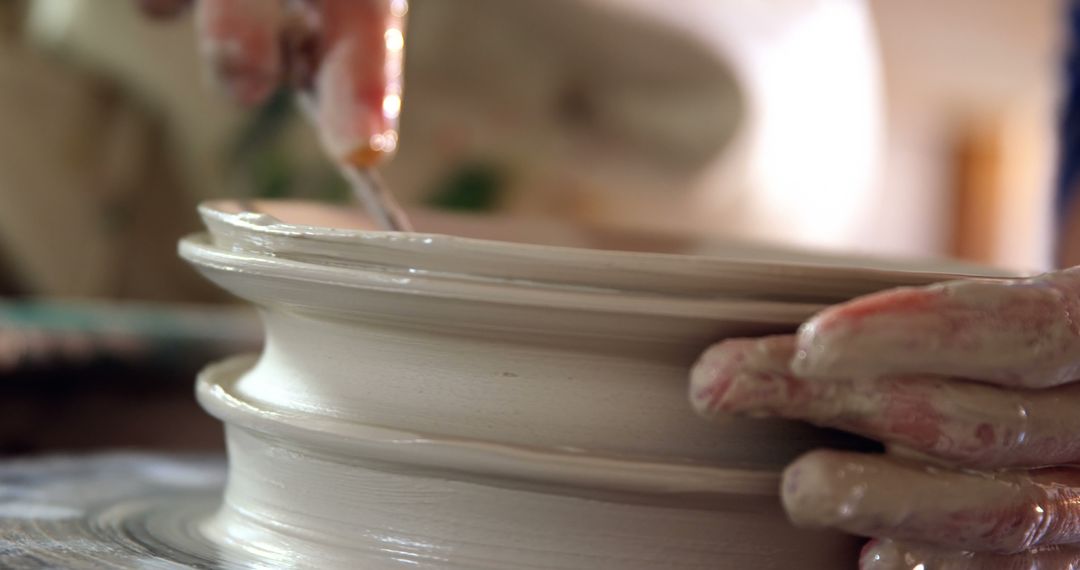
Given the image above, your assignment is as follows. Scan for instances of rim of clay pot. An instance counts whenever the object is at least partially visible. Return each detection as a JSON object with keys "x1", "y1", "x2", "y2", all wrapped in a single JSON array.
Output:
[
  {"x1": 197, "y1": 354, "x2": 782, "y2": 498},
  {"x1": 179, "y1": 233, "x2": 824, "y2": 323},
  {"x1": 197, "y1": 200, "x2": 1017, "y2": 304}
]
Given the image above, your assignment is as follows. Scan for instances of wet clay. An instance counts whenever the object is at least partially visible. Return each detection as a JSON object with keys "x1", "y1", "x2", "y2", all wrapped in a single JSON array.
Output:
[
  {"x1": 691, "y1": 335, "x2": 1080, "y2": 469},
  {"x1": 793, "y1": 269, "x2": 1080, "y2": 388},
  {"x1": 180, "y1": 200, "x2": 1016, "y2": 568},
  {"x1": 781, "y1": 451, "x2": 1080, "y2": 554}
]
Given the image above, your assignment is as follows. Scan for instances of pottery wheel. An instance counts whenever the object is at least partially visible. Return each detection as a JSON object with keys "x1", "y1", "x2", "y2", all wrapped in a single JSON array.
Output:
[{"x1": 0, "y1": 453, "x2": 251, "y2": 569}]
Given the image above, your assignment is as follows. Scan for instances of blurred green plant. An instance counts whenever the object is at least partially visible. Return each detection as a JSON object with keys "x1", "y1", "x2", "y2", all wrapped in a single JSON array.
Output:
[{"x1": 425, "y1": 161, "x2": 505, "y2": 212}]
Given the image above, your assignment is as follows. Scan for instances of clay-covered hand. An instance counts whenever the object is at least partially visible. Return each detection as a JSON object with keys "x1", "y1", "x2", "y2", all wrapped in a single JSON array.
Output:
[
  {"x1": 137, "y1": 0, "x2": 406, "y2": 166},
  {"x1": 691, "y1": 267, "x2": 1080, "y2": 569}
]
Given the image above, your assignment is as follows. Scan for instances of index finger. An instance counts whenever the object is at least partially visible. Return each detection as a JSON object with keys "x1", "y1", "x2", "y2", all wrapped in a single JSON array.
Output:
[
  {"x1": 793, "y1": 269, "x2": 1080, "y2": 388},
  {"x1": 313, "y1": 0, "x2": 406, "y2": 166}
]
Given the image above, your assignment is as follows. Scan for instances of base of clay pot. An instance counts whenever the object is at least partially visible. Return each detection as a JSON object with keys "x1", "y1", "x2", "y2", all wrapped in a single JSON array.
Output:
[{"x1": 196, "y1": 356, "x2": 860, "y2": 569}]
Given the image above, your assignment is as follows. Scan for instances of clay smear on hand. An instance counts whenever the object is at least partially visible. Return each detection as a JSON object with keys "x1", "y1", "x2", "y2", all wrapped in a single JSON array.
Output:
[
  {"x1": 792, "y1": 269, "x2": 1080, "y2": 389},
  {"x1": 782, "y1": 451, "x2": 1080, "y2": 554},
  {"x1": 690, "y1": 269, "x2": 1080, "y2": 557},
  {"x1": 691, "y1": 335, "x2": 1080, "y2": 469}
]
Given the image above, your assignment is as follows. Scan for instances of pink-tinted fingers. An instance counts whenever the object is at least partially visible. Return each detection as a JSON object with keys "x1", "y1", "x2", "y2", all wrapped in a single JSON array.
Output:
[
  {"x1": 782, "y1": 451, "x2": 1080, "y2": 554},
  {"x1": 314, "y1": 0, "x2": 406, "y2": 166},
  {"x1": 861, "y1": 538, "x2": 1080, "y2": 570},
  {"x1": 195, "y1": 0, "x2": 285, "y2": 106},
  {"x1": 690, "y1": 335, "x2": 798, "y2": 418},
  {"x1": 793, "y1": 268, "x2": 1080, "y2": 388},
  {"x1": 691, "y1": 335, "x2": 1080, "y2": 469}
]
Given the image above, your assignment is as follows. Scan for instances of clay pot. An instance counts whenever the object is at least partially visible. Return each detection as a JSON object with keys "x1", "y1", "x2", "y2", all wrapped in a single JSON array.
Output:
[{"x1": 180, "y1": 201, "x2": 987, "y2": 568}]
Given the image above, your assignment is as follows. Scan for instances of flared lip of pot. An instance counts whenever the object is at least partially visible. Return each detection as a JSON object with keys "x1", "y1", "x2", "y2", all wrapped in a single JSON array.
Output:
[
  {"x1": 194, "y1": 200, "x2": 1018, "y2": 305},
  {"x1": 197, "y1": 354, "x2": 783, "y2": 500},
  {"x1": 178, "y1": 232, "x2": 823, "y2": 323}
]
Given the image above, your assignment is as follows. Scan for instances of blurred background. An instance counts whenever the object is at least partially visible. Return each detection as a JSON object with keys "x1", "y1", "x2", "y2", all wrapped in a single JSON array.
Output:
[{"x1": 0, "y1": 0, "x2": 1065, "y2": 455}]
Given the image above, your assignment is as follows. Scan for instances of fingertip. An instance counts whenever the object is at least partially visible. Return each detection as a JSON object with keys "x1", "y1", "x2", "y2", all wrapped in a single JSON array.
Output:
[
  {"x1": 858, "y1": 539, "x2": 887, "y2": 570},
  {"x1": 313, "y1": 0, "x2": 401, "y2": 166},
  {"x1": 688, "y1": 339, "x2": 751, "y2": 418},
  {"x1": 780, "y1": 450, "x2": 842, "y2": 527},
  {"x1": 781, "y1": 450, "x2": 878, "y2": 530},
  {"x1": 313, "y1": 38, "x2": 373, "y2": 162},
  {"x1": 858, "y1": 540, "x2": 921, "y2": 570},
  {"x1": 690, "y1": 336, "x2": 798, "y2": 418}
]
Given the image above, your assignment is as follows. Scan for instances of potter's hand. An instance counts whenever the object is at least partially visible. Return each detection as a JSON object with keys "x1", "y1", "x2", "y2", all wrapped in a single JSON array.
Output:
[
  {"x1": 691, "y1": 267, "x2": 1080, "y2": 569},
  {"x1": 138, "y1": 0, "x2": 405, "y2": 166}
]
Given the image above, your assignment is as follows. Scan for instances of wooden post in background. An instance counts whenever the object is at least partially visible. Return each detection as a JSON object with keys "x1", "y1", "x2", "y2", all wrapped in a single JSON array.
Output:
[
  {"x1": 949, "y1": 108, "x2": 1054, "y2": 270},
  {"x1": 950, "y1": 118, "x2": 1005, "y2": 264}
]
